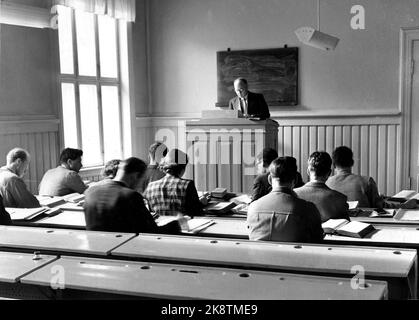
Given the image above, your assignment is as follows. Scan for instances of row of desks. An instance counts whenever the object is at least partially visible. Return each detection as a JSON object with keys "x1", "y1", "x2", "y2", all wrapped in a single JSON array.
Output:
[
  {"x1": 0, "y1": 251, "x2": 389, "y2": 300},
  {"x1": 0, "y1": 225, "x2": 416, "y2": 299}
]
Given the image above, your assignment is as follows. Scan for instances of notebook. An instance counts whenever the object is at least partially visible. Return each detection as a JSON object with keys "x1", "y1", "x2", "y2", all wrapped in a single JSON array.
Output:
[
  {"x1": 388, "y1": 190, "x2": 419, "y2": 203},
  {"x1": 322, "y1": 219, "x2": 375, "y2": 238},
  {"x1": 5, "y1": 207, "x2": 48, "y2": 221},
  {"x1": 203, "y1": 201, "x2": 236, "y2": 215},
  {"x1": 36, "y1": 196, "x2": 66, "y2": 208},
  {"x1": 62, "y1": 193, "x2": 85, "y2": 203},
  {"x1": 230, "y1": 194, "x2": 252, "y2": 205},
  {"x1": 394, "y1": 209, "x2": 419, "y2": 221}
]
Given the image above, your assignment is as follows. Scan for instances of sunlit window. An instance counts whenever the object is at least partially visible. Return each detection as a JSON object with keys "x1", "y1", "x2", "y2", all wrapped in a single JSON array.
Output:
[{"x1": 57, "y1": 6, "x2": 123, "y2": 167}]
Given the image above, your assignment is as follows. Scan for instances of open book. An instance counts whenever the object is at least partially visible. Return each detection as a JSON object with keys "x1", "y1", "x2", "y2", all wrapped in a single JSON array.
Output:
[
  {"x1": 5, "y1": 207, "x2": 48, "y2": 221},
  {"x1": 322, "y1": 219, "x2": 375, "y2": 238},
  {"x1": 388, "y1": 190, "x2": 419, "y2": 203},
  {"x1": 203, "y1": 201, "x2": 236, "y2": 215},
  {"x1": 62, "y1": 193, "x2": 85, "y2": 203},
  {"x1": 230, "y1": 194, "x2": 252, "y2": 205},
  {"x1": 156, "y1": 217, "x2": 215, "y2": 234},
  {"x1": 36, "y1": 196, "x2": 66, "y2": 208},
  {"x1": 394, "y1": 209, "x2": 419, "y2": 221}
]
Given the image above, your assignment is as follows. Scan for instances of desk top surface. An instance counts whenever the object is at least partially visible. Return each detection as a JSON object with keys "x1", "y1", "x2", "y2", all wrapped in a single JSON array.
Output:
[
  {"x1": 113, "y1": 234, "x2": 417, "y2": 278},
  {"x1": 36, "y1": 210, "x2": 86, "y2": 228},
  {"x1": 0, "y1": 226, "x2": 135, "y2": 256},
  {"x1": 20, "y1": 256, "x2": 387, "y2": 300},
  {"x1": 0, "y1": 252, "x2": 57, "y2": 283}
]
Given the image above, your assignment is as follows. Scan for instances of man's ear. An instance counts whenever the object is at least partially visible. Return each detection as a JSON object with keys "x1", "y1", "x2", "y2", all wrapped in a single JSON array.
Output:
[{"x1": 268, "y1": 174, "x2": 272, "y2": 186}]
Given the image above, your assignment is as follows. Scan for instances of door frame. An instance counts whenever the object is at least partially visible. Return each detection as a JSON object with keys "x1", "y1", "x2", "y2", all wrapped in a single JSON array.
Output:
[{"x1": 400, "y1": 27, "x2": 419, "y2": 190}]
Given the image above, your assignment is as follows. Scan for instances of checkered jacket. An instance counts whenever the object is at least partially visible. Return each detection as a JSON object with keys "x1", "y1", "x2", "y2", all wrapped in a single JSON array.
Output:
[{"x1": 143, "y1": 175, "x2": 203, "y2": 217}]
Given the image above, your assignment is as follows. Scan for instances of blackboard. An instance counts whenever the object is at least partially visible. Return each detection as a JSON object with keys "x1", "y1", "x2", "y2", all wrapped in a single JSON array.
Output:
[{"x1": 216, "y1": 47, "x2": 298, "y2": 107}]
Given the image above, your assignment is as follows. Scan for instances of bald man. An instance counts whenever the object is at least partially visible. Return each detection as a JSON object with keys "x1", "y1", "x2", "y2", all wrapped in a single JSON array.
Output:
[
  {"x1": 228, "y1": 78, "x2": 270, "y2": 119},
  {"x1": 0, "y1": 148, "x2": 40, "y2": 208}
]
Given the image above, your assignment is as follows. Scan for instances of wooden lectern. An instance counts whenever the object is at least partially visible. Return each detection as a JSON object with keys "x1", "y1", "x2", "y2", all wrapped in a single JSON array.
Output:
[{"x1": 184, "y1": 110, "x2": 279, "y2": 194}]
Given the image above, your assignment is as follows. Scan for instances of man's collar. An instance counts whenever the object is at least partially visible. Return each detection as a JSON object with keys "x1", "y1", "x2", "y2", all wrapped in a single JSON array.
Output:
[
  {"x1": 305, "y1": 181, "x2": 327, "y2": 187},
  {"x1": 271, "y1": 186, "x2": 294, "y2": 194},
  {"x1": 335, "y1": 168, "x2": 352, "y2": 175}
]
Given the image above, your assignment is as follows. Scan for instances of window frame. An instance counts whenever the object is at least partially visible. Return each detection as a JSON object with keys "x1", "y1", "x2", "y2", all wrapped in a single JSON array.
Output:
[{"x1": 58, "y1": 7, "x2": 124, "y2": 168}]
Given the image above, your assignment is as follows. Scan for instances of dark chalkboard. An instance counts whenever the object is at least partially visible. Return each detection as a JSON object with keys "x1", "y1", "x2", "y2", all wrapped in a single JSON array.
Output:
[{"x1": 216, "y1": 47, "x2": 298, "y2": 107}]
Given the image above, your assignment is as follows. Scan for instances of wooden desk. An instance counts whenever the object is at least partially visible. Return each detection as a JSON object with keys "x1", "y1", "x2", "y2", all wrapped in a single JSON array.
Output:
[
  {"x1": 0, "y1": 252, "x2": 57, "y2": 283},
  {"x1": 0, "y1": 226, "x2": 135, "y2": 256},
  {"x1": 20, "y1": 256, "x2": 388, "y2": 300},
  {"x1": 0, "y1": 252, "x2": 58, "y2": 300},
  {"x1": 112, "y1": 234, "x2": 417, "y2": 300}
]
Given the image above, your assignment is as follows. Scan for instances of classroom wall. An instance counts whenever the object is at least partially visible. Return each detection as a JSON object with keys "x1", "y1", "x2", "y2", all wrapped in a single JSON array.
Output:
[
  {"x1": 0, "y1": 0, "x2": 60, "y2": 193},
  {"x1": 145, "y1": 0, "x2": 419, "y2": 116},
  {"x1": 133, "y1": 0, "x2": 419, "y2": 194}
]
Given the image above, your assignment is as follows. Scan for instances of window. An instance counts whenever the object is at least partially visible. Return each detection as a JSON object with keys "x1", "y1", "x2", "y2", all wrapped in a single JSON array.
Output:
[{"x1": 57, "y1": 6, "x2": 123, "y2": 167}]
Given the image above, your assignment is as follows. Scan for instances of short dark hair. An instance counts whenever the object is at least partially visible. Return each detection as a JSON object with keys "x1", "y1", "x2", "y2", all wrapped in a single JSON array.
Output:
[
  {"x1": 7, "y1": 148, "x2": 29, "y2": 164},
  {"x1": 332, "y1": 146, "x2": 354, "y2": 168},
  {"x1": 308, "y1": 151, "x2": 332, "y2": 177},
  {"x1": 269, "y1": 157, "x2": 297, "y2": 183},
  {"x1": 120, "y1": 157, "x2": 147, "y2": 176},
  {"x1": 101, "y1": 159, "x2": 120, "y2": 178},
  {"x1": 60, "y1": 148, "x2": 83, "y2": 164},
  {"x1": 256, "y1": 148, "x2": 278, "y2": 168},
  {"x1": 149, "y1": 142, "x2": 168, "y2": 160},
  {"x1": 160, "y1": 149, "x2": 188, "y2": 176}
]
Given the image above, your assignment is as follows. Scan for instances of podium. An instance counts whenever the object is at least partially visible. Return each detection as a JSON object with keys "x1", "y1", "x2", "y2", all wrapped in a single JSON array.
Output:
[{"x1": 185, "y1": 112, "x2": 278, "y2": 194}]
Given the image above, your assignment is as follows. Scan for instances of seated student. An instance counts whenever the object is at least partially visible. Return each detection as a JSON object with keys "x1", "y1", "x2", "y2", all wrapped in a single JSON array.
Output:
[
  {"x1": 138, "y1": 142, "x2": 168, "y2": 193},
  {"x1": 294, "y1": 151, "x2": 349, "y2": 222},
  {"x1": 84, "y1": 157, "x2": 185, "y2": 234},
  {"x1": 38, "y1": 148, "x2": 88, "y2": 196},
  {"x1": 144, "y1": 149, "x2": 205, "y2": 217},
  {"x1": 326, "y1": 146, "x2": 416, "y2": 210},
  {"x1": 0, "y1": 148, "x2": 40, "y2": 208},
  {"x1": 89, "y1": 159, "x2": 121, "y2": 187},
  {"x1": 247, "y1": 157, "x2": 324, "y2": 243},
  {"x1": 0, "y1": 194, "x2": 12, "y2": 225},
  {"x1": 101, "y1": 159, "x2": 121, "y2": 179},
  {"x1": 251, "y1": 148, "x2": 304, "y2": 202}
]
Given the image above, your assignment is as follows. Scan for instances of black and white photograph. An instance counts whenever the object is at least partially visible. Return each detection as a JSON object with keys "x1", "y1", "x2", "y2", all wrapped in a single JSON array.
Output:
[{"x1": 0, "y1": 0, "x2": 419, "y2": 309}]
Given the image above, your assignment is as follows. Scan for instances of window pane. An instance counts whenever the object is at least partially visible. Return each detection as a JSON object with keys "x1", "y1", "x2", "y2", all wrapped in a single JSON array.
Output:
[
  {"x1": 57, "y1": 6, "x2": 74, "y2": 74},
  {"x1": 102, "y1": 86, "x2": 122, "y2": 161},
  {"x1": 75, "y1": 11, "x2": 96, "y2": 76},
  {"x1": 79, "y1": 85, "x2": 102, "y2": 166},
  {"x1": 61, "y1": 83, "x2": 78, "y2": 148},
  {"x1": 98, "y1": 15, "x2": 118, "y2": 78}
]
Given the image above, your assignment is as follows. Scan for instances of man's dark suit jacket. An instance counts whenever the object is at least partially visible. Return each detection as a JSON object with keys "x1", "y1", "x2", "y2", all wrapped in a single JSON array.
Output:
[
  {"x1": 84, "y1": 180, "x2": 179, "y2": 234},
  {"x1": 251, "y1": 172, "x2": 305, "y2": 202},
  {"x1": 0, "y1": 195, "x2": 11, "y2": 225},
  {"x1": 228, "y1": 91, "x2": 270, "y2": 119}
]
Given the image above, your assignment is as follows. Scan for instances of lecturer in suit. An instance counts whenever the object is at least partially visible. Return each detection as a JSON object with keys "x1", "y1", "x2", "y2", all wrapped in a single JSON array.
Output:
[{"x1": 228, "y1": 78, "x2": 270, "y2": 119}]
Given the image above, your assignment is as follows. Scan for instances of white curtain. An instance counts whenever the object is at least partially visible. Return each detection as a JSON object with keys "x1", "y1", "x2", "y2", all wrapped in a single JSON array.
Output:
[{"x1": 52, "y1": 0, "x2": 136, "y2": 22}]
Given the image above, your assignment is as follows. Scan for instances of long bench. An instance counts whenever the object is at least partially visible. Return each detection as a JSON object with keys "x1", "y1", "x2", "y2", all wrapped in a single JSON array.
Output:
[
  {"x1": 18, "y1": 255, "x2": 388, "y2": 300},
  {"x1": 111, "y1": 233, "x2": 417, "y2": 300},
  {"x1": 0, "y1": 226, "x2": 136, "y2": 256}
]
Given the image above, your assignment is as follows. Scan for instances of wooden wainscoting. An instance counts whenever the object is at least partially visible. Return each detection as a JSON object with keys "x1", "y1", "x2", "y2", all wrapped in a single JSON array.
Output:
[
  {"x1": 0, "y1": 119, "x2": 60, "y2": 194},
  {"x1": 137, "y1": 112, "x2": 402, "y2": 196}
]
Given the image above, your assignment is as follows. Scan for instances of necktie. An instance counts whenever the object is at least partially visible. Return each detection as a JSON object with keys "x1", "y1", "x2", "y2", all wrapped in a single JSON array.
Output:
[{"x1": 241, "y1": 98, "x2": 248, "y2": 115}]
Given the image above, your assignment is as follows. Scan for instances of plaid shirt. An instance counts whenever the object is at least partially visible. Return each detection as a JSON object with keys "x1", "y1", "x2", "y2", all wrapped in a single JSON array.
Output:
[{"x1": 143, "y1": 175, "x2": 203, "y2": 217}]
